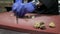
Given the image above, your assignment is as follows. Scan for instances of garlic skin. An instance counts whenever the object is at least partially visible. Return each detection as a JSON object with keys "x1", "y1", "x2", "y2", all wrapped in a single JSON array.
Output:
[{"x1": 34, "y1": 23, "x2": 40, "y2": 28}]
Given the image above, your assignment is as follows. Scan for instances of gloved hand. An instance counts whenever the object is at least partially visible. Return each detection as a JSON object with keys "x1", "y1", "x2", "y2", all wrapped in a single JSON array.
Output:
[
  {"x1": 25, "y1": 2, "x2": 36, "y2": 13},
  {"x1": 12, "y1": 0, "x2": 36, "y2": 17},
  {"x1": 12, "y1": 2, "x2": 25, "y2": 17}
]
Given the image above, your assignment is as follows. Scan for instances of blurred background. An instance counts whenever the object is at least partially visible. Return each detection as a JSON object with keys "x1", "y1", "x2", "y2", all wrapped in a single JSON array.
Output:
[
  {"x1": 0, "y1": 0, "x2": 59, "y2": 34},
  {"x1": 0, "y1": 0, "x2": 13, "y2": 12}
]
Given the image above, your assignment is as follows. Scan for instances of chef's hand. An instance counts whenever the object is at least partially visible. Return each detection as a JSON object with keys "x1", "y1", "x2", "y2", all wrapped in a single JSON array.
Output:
[{"x1": 12, "y1": 1, "x2": 35, "y2": 17}]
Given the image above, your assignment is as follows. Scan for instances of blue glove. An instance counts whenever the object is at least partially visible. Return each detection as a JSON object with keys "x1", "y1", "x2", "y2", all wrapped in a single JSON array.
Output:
[
  {"x1": 12, "y1": 0, "x2": 23, "y2": 17},
  {"x1": 25, "y1": 2, "x2": 35, "y2": 13},
  {"x1": 12, "y1": 0, "x2": 22, "y2": 13},
  {"x1": 15, "y1": 0, "x2": 22, "y2": 3},
  {"x1": 12, "y1": 0, "x2": 36, "y2": 17}
]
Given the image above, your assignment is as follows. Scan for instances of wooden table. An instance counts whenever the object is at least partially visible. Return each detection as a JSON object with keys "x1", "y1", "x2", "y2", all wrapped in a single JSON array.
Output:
[{"x1": 0, "y1": 12, "x2": 60, "y2": 34}]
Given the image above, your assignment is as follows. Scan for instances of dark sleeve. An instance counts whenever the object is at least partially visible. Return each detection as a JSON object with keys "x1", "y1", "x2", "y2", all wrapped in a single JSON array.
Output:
[
  {"x1": 14, "y1": 0, "x2": 15, "y2": 3},
  {"x1": 28, "y1": 0, "x2": 32, "y2": 2},
  {"x1": 34, "y1": 0, "x2": 58, "y2": 14},
  {"x1": 39, "y1": 0, "x2": 57, "y2": 8}
]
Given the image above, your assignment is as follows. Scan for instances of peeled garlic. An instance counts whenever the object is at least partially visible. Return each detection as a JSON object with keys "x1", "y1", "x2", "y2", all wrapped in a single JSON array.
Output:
[
  {"x1": 49, "y1": 22, "x2": 55, "y2": 28},
  {"x1": 32, "y1": 16, "x2": 35, "y2": 19}
]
